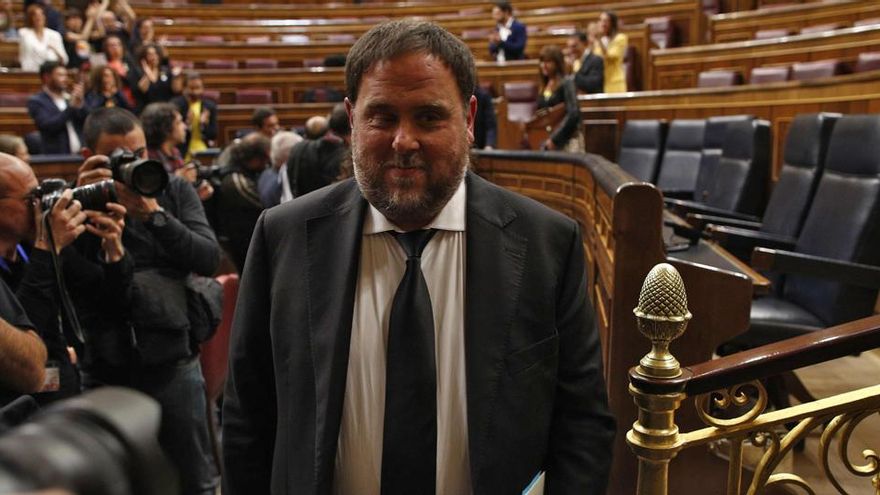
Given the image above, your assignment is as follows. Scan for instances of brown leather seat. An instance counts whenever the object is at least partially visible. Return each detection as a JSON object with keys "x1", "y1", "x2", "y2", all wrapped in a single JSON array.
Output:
[
  {"x1": 754, "y1": 28, "x2": 791, "y2": 40},
  {"x1": 503, "y1": 81, "x2": 538, "y2": 123},
  {"x1": 235, "y1": 89, "x2": 273, "y2": 104},
  {"x1": 646, "y1": 16, "x2": 678, "y2": 49},
  {"x1": 204, "y1": 59, "x2": 237, "y2": 70},
  {"x1": 244, "y1": 59, "x2": 279, "y2": 69},
  {"x1": 749, "y1": 65, "x2": 790, "y2": 84},
  {"x1": 799, "y1": 23, "x2": 845, "y2": 35},
  {"x1": 790, "y1": 59, "x2": 846, "y2": 81},
  {"x1": 855, "y1": 51, "x2": 880, "y2": 73},
  {"x1": 697, "y1": 69, "x2": 743, "y2": 88}
]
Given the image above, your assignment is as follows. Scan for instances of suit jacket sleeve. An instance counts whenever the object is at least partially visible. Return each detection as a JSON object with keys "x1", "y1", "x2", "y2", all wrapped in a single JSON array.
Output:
[
  {"x1": 222, "y1": 211, "x2": 277, "y2": 495},
  {"x1": 574, "y1": 55, "x2": 604, "y2": 94},
  {"x1": 549, "y1": 78, "x2": 581, "y2": 150},
  {"x1": 503, "y1": 22, "x2": 527, "y2": 59},
  {"x1": 27, "y1": 94, "x2": 76, "y2": 134},
  {"x1": 545, "y1": 221, "x2": 615, "y2": 494}
]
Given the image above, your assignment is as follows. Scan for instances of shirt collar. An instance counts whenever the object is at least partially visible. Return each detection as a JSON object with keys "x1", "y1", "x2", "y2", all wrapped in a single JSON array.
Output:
[{"x1": 364, "y1": 178, "x2": 466, "y2": 234}]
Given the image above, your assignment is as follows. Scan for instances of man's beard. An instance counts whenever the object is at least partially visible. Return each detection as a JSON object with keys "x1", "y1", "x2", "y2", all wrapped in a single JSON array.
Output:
[{"x1": 353, "y1": 140, "x2": 469, "y2": 229}]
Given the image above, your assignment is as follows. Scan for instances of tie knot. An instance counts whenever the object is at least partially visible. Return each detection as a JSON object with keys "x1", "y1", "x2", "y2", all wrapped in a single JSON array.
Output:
[{"x1": 393, "y1": 229, "x2": 437, "y2": 259}]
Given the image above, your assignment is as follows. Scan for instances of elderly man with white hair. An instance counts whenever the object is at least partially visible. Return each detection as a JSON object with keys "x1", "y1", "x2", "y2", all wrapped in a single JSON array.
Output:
[{"x1": 257, "y1": 130, "x2": 303, "y2": 208}]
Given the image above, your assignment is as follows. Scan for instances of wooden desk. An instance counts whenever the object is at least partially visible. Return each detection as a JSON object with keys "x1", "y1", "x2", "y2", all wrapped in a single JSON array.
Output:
[
  {"x1": 650, "y1": 24, "x2": 880, "y2": 90},
  {"x1": 472, "y1": 149, "x2": 752, "y2": 494},
  {"x1": 709, "y1": 0, "x2": 880, "y2": 43}
]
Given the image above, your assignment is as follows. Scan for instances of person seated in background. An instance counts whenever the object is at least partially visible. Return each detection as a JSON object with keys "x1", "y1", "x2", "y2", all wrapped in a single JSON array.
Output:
[
  {"x1": 129, "y1": 18, "x2": 165, "y2": 57},
  {"x1": 537, "y1": 45, "x2": 584, "y2": 152},
  {"x1": 27, "y1": 61, "x2": 87, "y2": 154},
  {"x1": 0, "y1": 0, "x2": 18, "y2": 41},
  {"x1": 488, "y1": 1, "x2": 526, "y2": 62},
  {"x1": 251, "y1": 106, "x2": 280, "y2": 139},
  {"x1": 141, "y1": 102, "x2": 186, "y2": 173},
  {"x1": 567, "y1": 25, "x2": 604, "y2": 94},
  {"x1": 0, "y1": 135, "x2": 31, "y2": 163},
  {"x1": 128, "y1": 43, "x2": 181, "y2": 113},
  {"x1": 101, "y1": 34, "x2": 135, "y2": 106},
  {"x1": 84, "y1": 64, "x2": 133, "y2": 112},
  {"x1": 284, "y1": 103, "x2": 350, "y2": 201},
  {"x1": 216, "y1": 133, "x2": 270, "y2": 272},
  {"x1": 18, "y1": 3, "x2": 67, "y2": 71},
  {"x1": 257, "y1": 130, "x2": 302, "y2": 208},
  {"x1": 593, "y1": 10, "x2": 628, "y2": 93},
  {"x1": 172, "y1": 71, "x2": 218, "y2": 161}
]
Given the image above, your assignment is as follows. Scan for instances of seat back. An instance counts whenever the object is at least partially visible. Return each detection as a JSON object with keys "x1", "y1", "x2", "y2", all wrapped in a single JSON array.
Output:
[
  {"x1": 646, "y1": 16, "x2": 678, "y2": 49},
  {"x1": 656, "y1": 119, "x2": 705, "y2": 193},
  {"x1": 695, "y1": 115, "x2": 755, "y2": 202},
  {"x1": 200, "y1": 273, "x2": 239, "y2": 402},
  {"x1": 754, "y1": 28, "x2": 791, "y2": 40},
  {"x1": 503, "y1": 81, "x2": 538, "y2": 123},
  {"x1": 784, "y1": 115, "x2": 880, "y2": 325},
  {"x1": 623, "y1": 45, "x2": 639, "y2": 91},
  {"x1": 855, "y1": 51, "x2": 880, "y2": 73},
  {"x1": 799, "y1": 23, "x2": 844, "y2": 35},
  {"x1": 245, "y1": 58, "x2": 278, "y2": 69},
  {"x1": 761, "y1": 112, "x2": 839, "y2": 238},
  {"x1": 697, "y1": 69, "x2": 743, "y2": 88},
  {"x1": 749, "y1": 65, "x2": 790, "y2": 84},
  {"x1": 617, "y1": 120, "x2": 668, "y2": 182},
  {"x1": 205, "y1": 59, "x2": 237, "y2": 70},
  {"x1": 704, "y1": 119, "x2": 771, "y2": 215},
  {"x1": 235, "y1": 89, "x2": 273, "y2": 104},
  {"x1": 790, "y1": 59, "x2": 845, "y2": 81},
  {"x1": 0, "y1": 93, "x2": 30, "y2": 107}
]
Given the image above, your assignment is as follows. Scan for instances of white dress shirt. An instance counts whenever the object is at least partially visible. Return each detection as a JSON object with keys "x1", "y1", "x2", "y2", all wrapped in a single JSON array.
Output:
[
  {"x1": 334, "y1": 180, "x2": 471, "y2": 495},
  {"x1": 18, "y1": 27, "x2": 67, "y2": 72},
  {"x1": 495, "y1": 17, "x2": 514, "y2": 62}
]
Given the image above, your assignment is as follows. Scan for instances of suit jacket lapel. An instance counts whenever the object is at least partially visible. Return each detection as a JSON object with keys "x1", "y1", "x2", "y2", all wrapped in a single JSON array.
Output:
[
  {"x1": 305, "y1": 180, "x2": 367, "y2": 490},
  {"x1": 463, "y1": 172, "x2": 527, "y2": 486}
]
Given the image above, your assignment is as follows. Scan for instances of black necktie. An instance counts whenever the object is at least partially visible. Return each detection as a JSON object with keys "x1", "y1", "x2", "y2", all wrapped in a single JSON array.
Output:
[{"x1": 381, "y1": 229, "x2": 438, "y2": 495}]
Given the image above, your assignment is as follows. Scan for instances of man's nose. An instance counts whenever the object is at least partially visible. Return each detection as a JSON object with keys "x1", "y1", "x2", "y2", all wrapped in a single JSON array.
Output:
[{"x1": 392, "y1": 121, "x2": 420, "y2": 154}]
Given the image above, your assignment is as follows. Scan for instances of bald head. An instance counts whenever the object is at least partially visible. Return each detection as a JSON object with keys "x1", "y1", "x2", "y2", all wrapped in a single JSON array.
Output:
[{"x1": 0, "y1": 152, "x2": 36, "y2": 198}]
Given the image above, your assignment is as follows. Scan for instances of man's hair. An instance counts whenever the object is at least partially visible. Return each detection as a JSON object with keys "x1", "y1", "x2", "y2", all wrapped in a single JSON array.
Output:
[
  {"x1": 183, "y1": 70, "x2": 202, "y2": 85},
  {"x1": 230, "y1": 133, "x2": 270, "y2": 168},
  {"x1": 572, "y1": 31, "x2": 588, "y2": 43},
  {"x1": 251, "y1": 107, "x2": 276, "y2": 128},
  {"x1": 0, "y1": 135, "x2": 25, "y2": 156},
  {"x1": 345, "y1": 20, "x2": 476, "y2": 107},
  {"x1": 83, "y1": 107, "x2": 140, "y2": 150},
  {"x1": 328, "y1": 103, "x2": 351, "y2": 137},
  {"x1": 270, "y1": 131, "x2": 302, "y2": 168},
  {"x1": 304, "y1": 116, "x2": 327, "y2": 140},
  {"x1": 38, "y1": 60, "x2": 62, "y2": 79},
  {"x1": 141, "y1": 102, "x2": 179, "y2": 149},
  {"x1": 494, "y1": 1, "x2": 513, "y2": 14}
]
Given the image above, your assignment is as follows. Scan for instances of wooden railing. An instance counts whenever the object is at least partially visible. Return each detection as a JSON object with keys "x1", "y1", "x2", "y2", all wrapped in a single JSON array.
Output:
[
  {"x1": 708, "y1": 0, "x2": 880, "y2": 43},
  {"x1": 649, "y1": 23, "x2": 880, "y2": 90},
  {"x1": 471, "y1": 150, "x2": 756, "y2": 494},
  {"x1": 626, "y1": 262, "x2": 880, "y2": 494},
  {"x1": 577, "y1": 68, "x2": 880, "y2": 180}
]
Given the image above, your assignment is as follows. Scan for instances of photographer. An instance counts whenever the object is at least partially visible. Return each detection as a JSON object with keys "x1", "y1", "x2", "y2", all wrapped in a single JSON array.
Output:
[
  {"x1": 76, "y1": 107, "x2": 221, "y2": 495},
  {"x1": 0, "y1": 151, "x2": 127, "y2": 407}
]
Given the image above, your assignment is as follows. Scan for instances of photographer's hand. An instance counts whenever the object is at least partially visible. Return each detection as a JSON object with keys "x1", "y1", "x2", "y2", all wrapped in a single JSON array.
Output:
[
  {"x1": 85, "y1": 202, "x2": 126, "y2": 263},
  {"x1": 76, "y1": 155, "x2": 112, "y2": 187},
  {"x1": 34, "y1": 190, "x2": 88, "y2": 254},
  {"x1": 115, "y1": 182, "x2": 161, "y2": 221}
]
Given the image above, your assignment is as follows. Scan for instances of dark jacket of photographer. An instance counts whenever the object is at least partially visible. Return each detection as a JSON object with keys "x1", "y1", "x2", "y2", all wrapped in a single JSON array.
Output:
[{"x1": 83, "y1": 175, "x2": 220, "y2": 370}]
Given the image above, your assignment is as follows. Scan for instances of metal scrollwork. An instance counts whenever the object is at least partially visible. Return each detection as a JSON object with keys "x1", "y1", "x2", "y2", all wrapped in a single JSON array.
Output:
[
  {"x1": 747, "y1": 416, "x2": 825, "y2": 495},
  {"x1": 764, "y1": 473, "x2": 817, "y2": 494},
  {"x1": 695, "y1": 380, "x2": 769, "y2": 428},
  {"x1": 820, "y1": 410, "x2": 880, "y2": 494}
]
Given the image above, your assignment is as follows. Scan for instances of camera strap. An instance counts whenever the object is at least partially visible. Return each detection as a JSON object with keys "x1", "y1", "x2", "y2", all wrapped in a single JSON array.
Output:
[{"x1": 42, "y1": 212, "x2": 86, "y2": 345}]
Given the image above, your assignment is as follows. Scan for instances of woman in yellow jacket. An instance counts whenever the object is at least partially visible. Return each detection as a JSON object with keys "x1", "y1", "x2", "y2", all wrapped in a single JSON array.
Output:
[{"x1": 593, "y1": 11, "x2": 628, "y2": 93}]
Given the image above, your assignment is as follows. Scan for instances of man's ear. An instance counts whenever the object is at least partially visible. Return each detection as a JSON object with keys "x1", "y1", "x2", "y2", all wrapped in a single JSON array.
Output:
[
  {"x1": 466, "y1": 95, "x2": 477, "y2": 145},
  {"x1": 344, "y1": 97, "x2": 354, "y2": 129}
]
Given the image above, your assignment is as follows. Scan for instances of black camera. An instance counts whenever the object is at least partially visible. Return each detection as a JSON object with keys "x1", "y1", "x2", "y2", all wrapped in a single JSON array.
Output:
[
  {"x1": 108, "y1": 149, "x2": 168, "y2": 197},
  {"x1": 0, "y1": 387, "x2": 178, "y2": 495},
  {"x1": 36, "y1": 178, "x2": 117, "y2": 213}
]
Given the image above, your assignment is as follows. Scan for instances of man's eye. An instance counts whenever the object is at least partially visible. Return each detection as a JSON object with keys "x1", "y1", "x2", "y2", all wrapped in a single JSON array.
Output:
[{"x1": 369, "y1": 114, "x2": 396, "y2": 126}]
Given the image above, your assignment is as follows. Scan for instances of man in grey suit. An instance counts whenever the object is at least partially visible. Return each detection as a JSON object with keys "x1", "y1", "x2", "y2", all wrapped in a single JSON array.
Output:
[{"x1": 222, "y1": 20, "x2": 614, "y2": 495}]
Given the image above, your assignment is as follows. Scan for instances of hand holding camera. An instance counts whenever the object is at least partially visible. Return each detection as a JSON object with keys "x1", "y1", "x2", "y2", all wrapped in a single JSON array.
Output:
[
  {"x1": 84, "y1": 202, "x2": 127, "y2": 263},
  {"x1": 33, "y1": 189, "x2": 87, "y2": 255}
]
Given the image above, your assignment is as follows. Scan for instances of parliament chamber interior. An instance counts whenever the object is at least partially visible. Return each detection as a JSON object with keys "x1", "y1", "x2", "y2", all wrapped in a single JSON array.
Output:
[{"x1": 0, "y1": 0, "x2": 879, "y2": 493}]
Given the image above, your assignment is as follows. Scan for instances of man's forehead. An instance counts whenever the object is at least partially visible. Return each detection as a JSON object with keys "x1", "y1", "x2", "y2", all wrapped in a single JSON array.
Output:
[{"x1": 95, "y1": 128, "x2": 146, "y2": 155}]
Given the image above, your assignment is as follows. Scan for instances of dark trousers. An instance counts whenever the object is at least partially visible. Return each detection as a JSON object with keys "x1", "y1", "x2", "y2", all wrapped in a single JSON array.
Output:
[{"x1": 82, "y1": 356, "x2": 219, "y2": 495}]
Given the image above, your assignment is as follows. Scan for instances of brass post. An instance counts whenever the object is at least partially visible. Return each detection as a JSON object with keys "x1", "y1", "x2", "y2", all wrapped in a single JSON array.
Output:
[{"x1": 627, "y1": 263, "x2": 692, "y2": 495}]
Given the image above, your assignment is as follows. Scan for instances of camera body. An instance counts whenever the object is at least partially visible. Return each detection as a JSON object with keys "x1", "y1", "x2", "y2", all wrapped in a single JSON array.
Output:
[
  {"x1": 108, "y1": 149, "x2": 168, "y2": 198},
  {"x1": 35, "y1": 178, "x2": 117, "y2": 213}
]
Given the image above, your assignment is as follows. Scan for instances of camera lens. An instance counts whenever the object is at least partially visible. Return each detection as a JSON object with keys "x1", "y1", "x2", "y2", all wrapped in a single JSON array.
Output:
[
  {"x1": 125, "y1": 160, "x2": 168, "y2": 197},
  {"x1": 72, "y1": 180, "x2": 117, "y2": 211}
]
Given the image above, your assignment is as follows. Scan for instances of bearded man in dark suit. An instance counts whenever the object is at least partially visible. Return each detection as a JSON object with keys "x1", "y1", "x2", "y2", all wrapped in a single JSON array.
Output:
[{"x1": 223, "y1": 19, "x2": 615, "y2": 495}]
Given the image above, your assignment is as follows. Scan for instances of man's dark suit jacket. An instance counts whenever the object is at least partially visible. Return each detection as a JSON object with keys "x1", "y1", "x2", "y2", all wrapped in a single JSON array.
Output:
[
  {"x1": 172, "y1": 96, "x2": 219, "y2": 152},
  {"x1": 222, "y1": 172, "x2": 615, "y2": 495},
  {"x1": 489, "y1": 19, "x2": 528, "y2": 61},
  {"x1": 574, "y1": 52, "x2": 605, "y2": 94},
  {"x1": 26, "y1": 91, "x2": 87, "y2": 154}
]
